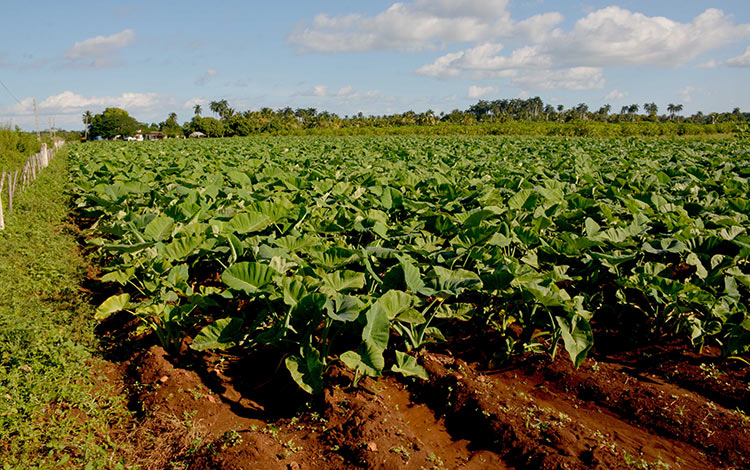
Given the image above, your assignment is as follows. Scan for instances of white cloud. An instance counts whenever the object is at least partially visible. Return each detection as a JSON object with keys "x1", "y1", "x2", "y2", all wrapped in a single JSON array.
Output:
[
  {"x1": 287, "y1": 0, "x2": 560, "y2": 53},
  {"x1": 183, "y1": 97, "x2": 207, "y2": 109},
  {"x1": 417, "y1": 43, "x2": 550, "y2": 78},
  {"x1": 6, "y1": 91, "x2": 160, "y2": 116},
  {"x1": 417, "y1": 6, "x2": 750, "y2": 90},
  {"x1": 335, "y1": 85, "x2": 355, "y2": 97},
  {"x1": 680, "y1": 86, "x2": 696, "y2": 103},
  {"x1": 468, "y1": 85, "x2": 498, "y2": 99},
  {"x1": 291, "y1": 4, "x2": 750, "y2": 92},
  {"x1": 297, "y1": 85, "x2": 380, "y2": 101},
  {"x1": 727, "y1": 46, "x2": 750, "y2": 66},
  {"x1": 698, "y1": 59, "x2": 720, "y2": 69},
  {"x1": 64, "y1": 29, "x2": 135, "y2": 68},
  {"x1": 548, "y1": 8, "x2": 750, "y2": 67},
  {"x1": 195, "y1": 69, "x2": 218, "y2": 86},
  {"x1": 511, "y1": 67, "x2": 605, "y2": 91},
  {"x1": 312, "y1": 85, "x2": 328, "y2": 96},
  {"x1": 604, "y1": 89, "x2": 628, "y2": 100}
]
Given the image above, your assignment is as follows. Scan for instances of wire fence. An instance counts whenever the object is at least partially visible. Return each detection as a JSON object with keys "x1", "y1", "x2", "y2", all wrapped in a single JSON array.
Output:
[{"x1": 0, "y1": 140, "x2": 64, "y2": 231}]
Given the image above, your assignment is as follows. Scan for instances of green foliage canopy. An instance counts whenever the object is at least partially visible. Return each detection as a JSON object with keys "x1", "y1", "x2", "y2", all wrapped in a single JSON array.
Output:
[{"x1": 89, "y1": 107, "x2": 141, "y2": 139}]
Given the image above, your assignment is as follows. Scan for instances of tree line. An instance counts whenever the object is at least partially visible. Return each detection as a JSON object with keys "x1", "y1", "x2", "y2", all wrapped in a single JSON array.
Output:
[{"x1": 82, "y1": 97, "x2": 749, "y2": 140}]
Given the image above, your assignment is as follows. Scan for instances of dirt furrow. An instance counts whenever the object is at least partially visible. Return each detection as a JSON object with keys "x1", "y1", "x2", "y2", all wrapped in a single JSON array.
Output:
[{"x1": 409, "y1": 353, "x2": 734, "y2": 470}]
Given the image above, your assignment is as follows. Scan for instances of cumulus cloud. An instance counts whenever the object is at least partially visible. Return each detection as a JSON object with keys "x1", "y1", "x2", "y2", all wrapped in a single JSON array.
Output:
[
  {"x1": 547, "y1": 7, "x2": 750, "y2": 67},
  {"x1": 195, "y1": 69, "x2": 218, "y2": 86},
  {"x1": 698, "y1": 59, "x2": 720, "y2": 69},
  {"x1": 415, "y1": 7, "x2": 750, "y2": 89},
  {"x1": 6, "y1": 91, "x2": 160, "y2": 117},
  {"x1": 468, "y1": 85, "x2": 498, "y2": 99},
  {"x1": 183, "y1": 97, "x2": 207, "y2": 109},
  {"x1": 511, "y1": 67, "x2": 605, "y2": 91},
  {"x1": 604, "y1": 89, "x2": 628, "y2": 100},
  {"x1": 680, "y1": 86, "x2": 696, "y2": 103},
  {"x1": 291, "y1": 3, "x2": 750, "y2": 91},
  {"x1": 297, "y1": 85, "x2": 379, "y2": 100},
  {"x1": 727, "y1": 46, "x2": 750, "y2": 66},
  {"x1": 335, "y1": 85, "x2": 355, "y2": 97},
  {"x1": 417, "y1": 43, "x2": 551, "y2": 79},
  {"x1": 287, "y1": 0, "x2": 559, "y2": 53},
  {"x1": 64, "y1": 29, "x2": 135, "y2": 68}
]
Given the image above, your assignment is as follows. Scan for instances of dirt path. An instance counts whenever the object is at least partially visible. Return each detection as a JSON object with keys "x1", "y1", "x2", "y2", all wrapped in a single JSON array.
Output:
[{"x1": 94, "y1": 314, "x2": 750, "y2": 470}]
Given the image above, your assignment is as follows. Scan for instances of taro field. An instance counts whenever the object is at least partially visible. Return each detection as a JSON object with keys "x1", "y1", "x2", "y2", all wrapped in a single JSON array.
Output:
[{"x1": 70, "y1": 136, "x2": 750, "y2": 395}]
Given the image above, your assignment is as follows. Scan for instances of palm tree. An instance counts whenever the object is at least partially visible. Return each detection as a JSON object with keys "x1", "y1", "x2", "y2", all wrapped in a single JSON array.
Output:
[
  {"x1": 209, "y1": 99, "x2": 230, "y2": 120},
  {"x1": 597, "y1": 104, "x2": 611, "y2": 120},
  {"x1": 193, "y1": 104, "x2": 202, "y2": 116},
  {"x1": 627, "y1": 104, "x2": 639, "y2": 120},
  {"x1": 575, "y1": 103, "x2": 589, "y2": 120},
  {"x1": 643, "y1": 102, "x2": 658, "y2": 117},
  {"x1": 82, "y1": 110, "x2": 93, "y2": 140}
]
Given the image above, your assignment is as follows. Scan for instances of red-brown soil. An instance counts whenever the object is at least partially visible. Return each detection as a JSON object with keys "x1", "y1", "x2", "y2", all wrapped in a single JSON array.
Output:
[{"x1": 94, "y1": 311, "x2": 750, "y2": 470}]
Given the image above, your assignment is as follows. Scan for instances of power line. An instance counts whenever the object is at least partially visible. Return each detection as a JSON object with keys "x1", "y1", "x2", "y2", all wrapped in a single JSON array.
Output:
[{"x1": 0, "y1": 77, "x2": 24, "y2": 106}]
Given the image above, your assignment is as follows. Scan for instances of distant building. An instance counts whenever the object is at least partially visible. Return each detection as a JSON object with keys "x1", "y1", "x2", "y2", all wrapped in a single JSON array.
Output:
[
  {"x1": 146, "y1": 131, "x2": 167, "y2": 140},
  {"x1": 189, "y1": 131, "x2": 206, "y2": 138}
]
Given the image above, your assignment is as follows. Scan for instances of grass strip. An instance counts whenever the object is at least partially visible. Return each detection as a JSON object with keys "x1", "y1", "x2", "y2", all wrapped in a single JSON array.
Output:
[{"x1": 0, "y1": 147, "x2": 129, "y2": 469}]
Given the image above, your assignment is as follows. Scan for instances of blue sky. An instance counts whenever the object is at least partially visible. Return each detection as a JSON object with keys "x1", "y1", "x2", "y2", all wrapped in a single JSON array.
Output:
[{"x1": 1, "y1": 0, "x2": 749, "y2": 130}]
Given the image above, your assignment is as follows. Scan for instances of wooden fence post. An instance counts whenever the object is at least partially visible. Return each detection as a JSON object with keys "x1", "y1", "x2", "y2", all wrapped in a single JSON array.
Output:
[
  {"x1": 0, "y1": 172, "x2": 5, "y2": 231},
  {"x1": 8, "y1": 171, "x2": 14, "y2": 213},
  {"x1": 0, "y1": 141, "x2": 64, "y2": 230},
  {"x1": 12, "y1": 169, "x2": 19, "y2": 203}
]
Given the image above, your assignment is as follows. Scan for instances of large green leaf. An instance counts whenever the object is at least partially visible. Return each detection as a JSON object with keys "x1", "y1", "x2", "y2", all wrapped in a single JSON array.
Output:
[
  {"x1": 144, "y1": 215, "x2": 174, "y2": 241},
  {"x1": 222, "y1": 262, "x2": 278, "y2": 295},
  {"x1": 191, "y1": 317, "x2": 244, "y2": 351},
  {"x1": 325, "y1": 294, "x2": 365, "y2": 322},
  {"x1": 370, "y1": 290, "x2": 415, "y2": 320},
  {"x1": 340, "y1": 341, "x2": 385, "y2": 378},
  {"x1": 319, "y1": 271, "x2": 366, "y2": 295},
  {"x1": 433, "y1": 266, "x2": 483, "y2": 295},
  {"x1": 285, "y1": 347, "x2": 325, "y2": 394},
  {"x1": 95, "y1": 293, "x2": 130, "y2": 320},
  {"x1": 227, "y1": 211, "x2": 271, "y2": 234},
  {"x1": 163, "y1": 235, "x2": 204, "y2": 261},
  {"x1": 556, "y1": 314, "x2": 593, "y2": 368},
  {"x1": 362, "y1": 301, "x2": 391, "y2": 351},
  {"x1": 391, "y1": 351, "x2": 428, "y2": 380}
]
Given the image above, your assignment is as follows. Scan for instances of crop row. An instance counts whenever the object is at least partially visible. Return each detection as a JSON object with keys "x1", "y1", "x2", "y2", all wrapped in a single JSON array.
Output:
[{"x1": 69, "y1": 136, "x2": 750, "y2": 392}]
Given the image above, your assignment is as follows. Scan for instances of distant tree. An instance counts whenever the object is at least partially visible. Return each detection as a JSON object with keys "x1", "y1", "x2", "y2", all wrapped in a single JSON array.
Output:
[
  {"x1": 193, "y1": 104, "x2": 202, "y2": 116},
  {"x1": 667, "y1": 103, "x2": 684, "y2": 121},
  {"x1": 88, "y1": 107, "x2": 140, "y2": 139},
  {"x1": 82, "y1": 110, "x2": 93, "y2": 140},
  {"x1": 159, "y1": 112, "x2": 183, "y2": 137},
  {"x1": 543, "y1": 104, "x2": 555, "y2": 120},
  {"x1": 597, "y1": 104, "x2": 611, "y2": 119},
  {"x1": 185, "y1": 116, "x2": 224, "y2": 137},
  {"x1": 209, "y1": 100, "x2": 231, "y2": 120},
  {"x1": 575, "y1": 103, "x2": 589, "y2": 120},
  {"x1": 627, "y1": 104, "x2": 640, "y2": 120},
  {"x1": 643, "y1": 102, "x2": 658, "y2": 119},
  {"x1": 667, "y1": 103, "x2": 677, "y2": 119}
]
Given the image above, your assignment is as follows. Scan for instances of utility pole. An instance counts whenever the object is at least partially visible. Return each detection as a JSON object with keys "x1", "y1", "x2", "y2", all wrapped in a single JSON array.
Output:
[
  {"x1": 48, "y1": 117, "x2": 53, "y2": 139},
  {"x1": 84, "y1": 114, "x2": 89, "y2": 141},
  {"x1": 33, "y1": 99, "x2": 40, "y2": 140}
]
